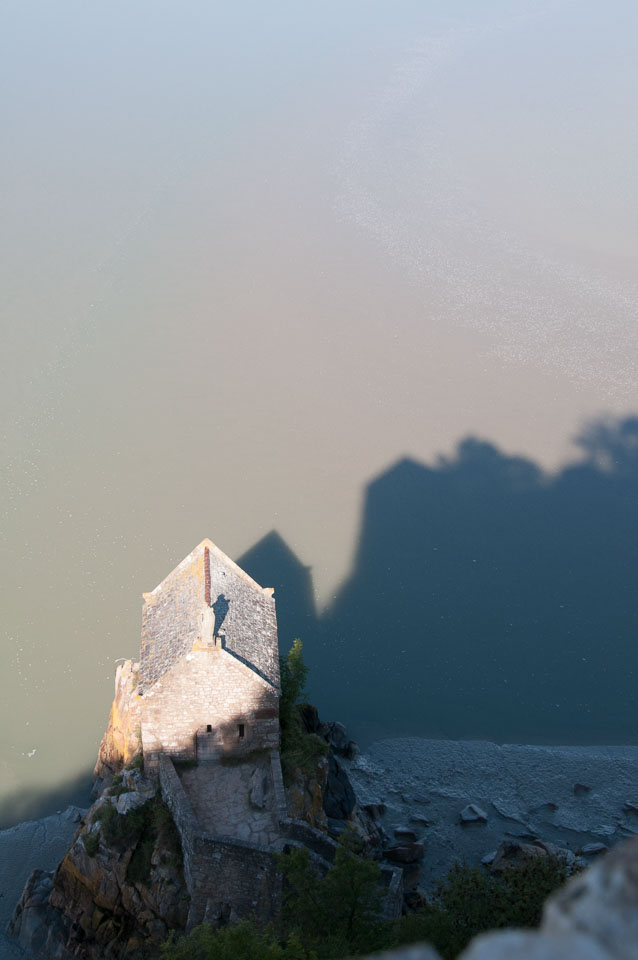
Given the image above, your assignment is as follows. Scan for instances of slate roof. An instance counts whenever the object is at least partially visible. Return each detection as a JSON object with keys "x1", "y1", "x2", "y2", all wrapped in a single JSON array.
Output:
[{"x1": 139, "y1": 539, "x2": 280, "y2": 694}]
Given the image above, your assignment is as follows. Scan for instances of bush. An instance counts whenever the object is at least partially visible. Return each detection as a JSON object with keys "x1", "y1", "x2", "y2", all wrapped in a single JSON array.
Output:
[
  {"x1": 129, "y1": 752, "x2": 144, "y2": 773},
  {"x1": 161, "y1": 921, "x2": 313, "y2": 960},
  {"x1": 93, "y1": 795, "x2": 183, "y2": 883},
  {"x1": 396, "y1": 854, "x2": 572, "y2": 959},
  {"x1": 279, "y1": 640, "x2": 329, "y2": 784},
  {"x1": 82, "y1": 831, "x2": 99, "y2": 857},
  {"x1": 94, "y1": 799, "x2": 150, "y2": 849},
  {"x1": 278, "y1": 829, "x2": 390, "y2": 958},
  {"x1": 107, "y1": 772, "x2": 125, "y2": 797}
]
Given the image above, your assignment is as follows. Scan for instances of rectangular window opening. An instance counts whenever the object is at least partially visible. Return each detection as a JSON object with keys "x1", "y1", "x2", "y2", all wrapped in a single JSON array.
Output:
[
  {"x1": 238, "y1": 723, "x2": 245, "y2": 739},
  {"x1": 206, "y1": 724, "x2": 212, "y2": 733}
]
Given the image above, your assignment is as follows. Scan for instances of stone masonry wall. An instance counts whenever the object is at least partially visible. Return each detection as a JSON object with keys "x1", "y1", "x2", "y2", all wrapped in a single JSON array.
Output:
[
  {"x1": 189, "y1": 835, "x2": 282, "y2": 928},
  {"x1": 159, "y1": 755, "x2": 199, "y2": 893},
  {"x1": 159, "y1": 756, "x2": 282, "y2": 929},
  {"x1": 142, "y1": 648, "x2": 279, "y2": 768}
]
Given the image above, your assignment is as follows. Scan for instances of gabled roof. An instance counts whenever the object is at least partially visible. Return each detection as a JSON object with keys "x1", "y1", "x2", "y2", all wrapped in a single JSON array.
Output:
[{"x1": 139, "y1": 539, "x2": 280, "y2": 694}]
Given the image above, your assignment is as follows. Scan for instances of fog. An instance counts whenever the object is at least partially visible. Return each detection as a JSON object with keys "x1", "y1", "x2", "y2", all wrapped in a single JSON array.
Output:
[{"x1": 2, "y1": 0, "x2": 637, "y2": 822}]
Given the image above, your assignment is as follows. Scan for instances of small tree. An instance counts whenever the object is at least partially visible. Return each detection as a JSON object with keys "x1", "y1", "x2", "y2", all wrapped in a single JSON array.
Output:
[
  {"x1": 279, "y1": 640, "x2": 328, "y2": 783},
  {"x1": 161, "y1": 921, "x2": 314, "y2": 960},
  {"x1": 279, "y1": 638, "x2": 308, "y2": 728},
  {"x1": 279, "y1": 829, "x2": 389, "y2": 958}
]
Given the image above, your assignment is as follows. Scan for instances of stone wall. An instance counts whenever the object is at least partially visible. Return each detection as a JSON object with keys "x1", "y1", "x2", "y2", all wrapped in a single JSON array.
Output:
[
  {"x1": 158, "y1": 755, "x2": 281, "y2": 929},
  {"x1": 142, "y1": 647, "x2": 279, "y2": 769},
  {"x1": 189, "y1": 835, "x2": 282, "y2": 928}
]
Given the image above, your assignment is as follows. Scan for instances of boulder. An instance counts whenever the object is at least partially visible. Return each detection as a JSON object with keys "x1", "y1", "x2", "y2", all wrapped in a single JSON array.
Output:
[
  {"x1": 394, "y1": 827, "x2": 418, "y2": 842},
  {"x1": 410, "y1": 815, "x2": 431, "y2": 827},
  {"x1": 319, "y1": 721, "x2": 357, "y2": 759},
  {"x1": 249, "y1": 769, "x2": 269, "y2": 810},
  {"x1": 115, "y1": 791, "x2": 148, "y2": 816},
  {"x1": 491, "y1": 841, "x2": 548, "y2": 872},
  {"x1": 459, "y1": 930, "x2": 613, "y2": 959},
  {"x1": 574, "y1": 783, "x2": 592, "y2": 796},
  {"x1": 363, "y1": 803, "x2": 387, "y2": 820},
  {"x1": 323, "y1": 754, "x2": 356, "y2": 820},
  {"x1": 401, "y1": 863, "x2": 422, "y2": 891},
  {"x1": 460, "y1": 804, "x2": 488, "y2": 824},
  {"x1": 327, "y1": 818, "x2": 348, "y2": 838},
  {"x1": 384, "y1": 843, "x2": 425, "y2": 864},
  {"x1": 543, "y1": 835, "x2": 638, "y2": 958},
  {"x1": 578, "y1": 843, "x2": 608, "y2": 857}
]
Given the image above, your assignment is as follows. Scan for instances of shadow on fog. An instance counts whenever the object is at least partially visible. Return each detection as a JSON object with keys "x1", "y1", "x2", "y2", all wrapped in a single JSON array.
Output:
[
  {"x1": 240, "y1": 417, "x2": 638, "y2": 747},
  {"x1": 0, "y1": 768, "x2": 94, "y2": 831}
]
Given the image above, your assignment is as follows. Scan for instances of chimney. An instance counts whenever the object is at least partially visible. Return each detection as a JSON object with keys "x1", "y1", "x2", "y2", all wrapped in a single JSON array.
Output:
[{"x1": 204, "y1": 545, "x2": 211, "y2": 606}]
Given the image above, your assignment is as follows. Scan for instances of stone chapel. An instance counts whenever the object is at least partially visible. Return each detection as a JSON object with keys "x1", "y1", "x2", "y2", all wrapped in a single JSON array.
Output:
[{"x1": 138, "y1": 539, "x2": 281, "y2": 770}]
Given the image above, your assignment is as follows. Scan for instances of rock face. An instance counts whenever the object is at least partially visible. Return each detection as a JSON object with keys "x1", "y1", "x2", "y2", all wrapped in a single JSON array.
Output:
[
  {"x1": 94, "y1": 660, "x2": 142, "y2": 786},
  {"x1": 284, "y1": 755, "x2": 330, "y2": 830},
  {"x1": 284, "y1": 711, "x2": 370, "y2": 842},
  {"x1": 324, "y1": 754, "x2": 357, "y2": 821},
  {"x1": 8, "y1": 774, "x2": 188, "y2": 959},
  {"x1": 543, "y1": 836, "x2": 638, "y2": 958}
]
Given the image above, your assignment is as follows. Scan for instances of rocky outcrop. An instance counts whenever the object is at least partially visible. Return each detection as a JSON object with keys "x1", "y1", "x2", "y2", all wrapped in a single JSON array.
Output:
[
  {"x1": 8, "y1": 771, "x2": 188, "y2": 959},
  {"x1": 284, "y1": 755, "x2": 330, "y2": 830},
  {"x1": 94, "y1": 661, "x2": 142, "y2": 787}
]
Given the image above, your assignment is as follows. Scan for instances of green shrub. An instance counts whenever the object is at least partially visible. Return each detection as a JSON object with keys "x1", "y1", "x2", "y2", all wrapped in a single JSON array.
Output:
[
  {"x1": 127, "y1": 834, "x2": 155, "y2": 884},
  {"x1": 107, "y1": 772, "x2": 125, "y2": 798},
  {"x1": 279, "y1": 640, "x2": 329, "y2": 785},
  {"x1": 396, "y1": 854, "x2": 572, "y2": 959},
  {"x1": 161, "y1": 921, "x2": 313, "y2": 959},
  {"x1": 278, "y1": 829, "x2": 390, "y2": 958},
  {"x1": 94, "y1": 798, "x2": 150, "y2": 849},
  {"x1": 82, "y1": 831, "x2": 99, "y2": 857},
  {"x1": 129, "y1": 752, "x2": 144, "y2": 773},
  {"x1": 92, "y1": 794, "x2": 183, "y2": 883}
]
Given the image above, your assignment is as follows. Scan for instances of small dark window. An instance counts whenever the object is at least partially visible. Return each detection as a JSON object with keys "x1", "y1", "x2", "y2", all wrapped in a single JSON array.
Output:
[
  {"x1": 238, "y1": 723, "x2": 245, "y2": 739},
  {"x1": 206, "y1": 724, "x2": 212, "y2": 733}
]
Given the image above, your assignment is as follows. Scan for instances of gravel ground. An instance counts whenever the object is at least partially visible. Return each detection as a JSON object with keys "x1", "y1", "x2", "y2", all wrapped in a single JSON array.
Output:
[{"x1": 345, "y1": 738, "x2": 638, "y2": 891}]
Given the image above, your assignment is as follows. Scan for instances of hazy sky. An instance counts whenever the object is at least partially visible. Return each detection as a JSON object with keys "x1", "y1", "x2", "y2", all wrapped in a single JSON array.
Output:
[{"x1": 2, "y1": 0, "x2": 637, "y2": 819}]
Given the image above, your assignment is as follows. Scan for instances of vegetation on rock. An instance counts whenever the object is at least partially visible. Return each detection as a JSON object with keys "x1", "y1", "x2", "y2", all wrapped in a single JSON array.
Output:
[
  {"x1": 279, "y1": 639, "x2": 329, "y2": 785},
  {"x1": 396, "y1": 854, "x2": 573, "y2": 959},
  {"x1": 160, "y1": 848, "x2": 572, "y2": 960}
]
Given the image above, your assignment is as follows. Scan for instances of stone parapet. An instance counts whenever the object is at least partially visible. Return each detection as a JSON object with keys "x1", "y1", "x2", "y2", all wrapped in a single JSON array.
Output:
[{"x1": 270, "y1": 750, "x2": 289, "y2": 821}]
